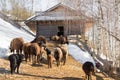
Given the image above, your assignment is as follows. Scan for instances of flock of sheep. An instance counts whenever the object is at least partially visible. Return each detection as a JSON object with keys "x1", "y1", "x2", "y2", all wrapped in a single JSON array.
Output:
[
  {"x1": 8, "y1": 35, "x2": 69, "y2": 72},
  {"x1": 8, "y1": 35, "x2": 96, "y2": 80}
]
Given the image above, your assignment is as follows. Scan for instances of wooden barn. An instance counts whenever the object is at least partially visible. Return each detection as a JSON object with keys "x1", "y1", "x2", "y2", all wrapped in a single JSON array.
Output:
[{"x1": 25, "y1": 3, "x2": 94, "y2": 38}]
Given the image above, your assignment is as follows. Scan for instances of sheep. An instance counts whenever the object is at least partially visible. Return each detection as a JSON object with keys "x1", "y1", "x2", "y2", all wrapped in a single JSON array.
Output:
[
  {"x1": 31, "y1": 35, "x2": 46, "y2": 44},
  {"x1": 58, "y1": 36, "x2": 69, "y2": 45},
  {"x1": 8, "y1": 53, "x2": 24, "y2": 74},
  {"x1": 50, "y1": 35, "x2": 59, "y2": 41},
  {"x1": 44, "y1": 48, "x2": 53, "y2": 68},
  {"x1": 82, "y1": 61, "x2": 95, "y2": 80},
  {"x1": 22, "y1": 42, "x2": 31, "y2": 62},
  {"x1": 59, "y1": 45, "x2": 68, "y2": 65},
  {"x1": 54, "y1": 47, "x2": 63, "y2": 67},
  {"x1": 10, "y1": 37, "x2": 24, "y2": 54},
  {"x1": 29, "y1": 42, "x2": 45, "y2": 64}
]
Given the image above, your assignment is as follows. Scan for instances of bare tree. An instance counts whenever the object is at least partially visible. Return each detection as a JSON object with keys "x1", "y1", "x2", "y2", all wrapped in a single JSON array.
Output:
[
  {"x1": 9, "y1": 0, "x2": 33, "y2": 20},
  {"x1": 57, "y1": 0, "x2": 120, "y2": 69},
  {"x1": 0, "y1": 0, "x2": 7, "y2": 14}
]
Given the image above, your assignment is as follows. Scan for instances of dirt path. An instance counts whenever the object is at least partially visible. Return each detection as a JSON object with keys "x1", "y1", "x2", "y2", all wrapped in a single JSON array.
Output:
[
  {"x1": 0, "y1": 41, "x2": 113, "y2": 80},
  {"x1": 0, "y1": 56, "x2": 113, "y2": 80}
]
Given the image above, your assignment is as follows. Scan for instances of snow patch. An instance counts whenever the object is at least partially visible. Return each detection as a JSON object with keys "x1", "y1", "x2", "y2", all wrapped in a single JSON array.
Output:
[
  {"x1": 68, "y1": 43, "x2": 95, "y2": 65},
  {"x1": 0, "y1": 17, "x2": 34, "y2": 57}
]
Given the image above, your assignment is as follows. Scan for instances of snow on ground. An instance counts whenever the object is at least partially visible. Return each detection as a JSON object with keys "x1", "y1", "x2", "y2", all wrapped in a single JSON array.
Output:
[
  {"x1": 0, "y1": 18, "x2": 34, "y2": 57},
  {"x1": 68, "y1": 43, "x2": 95, "y2": 65}
]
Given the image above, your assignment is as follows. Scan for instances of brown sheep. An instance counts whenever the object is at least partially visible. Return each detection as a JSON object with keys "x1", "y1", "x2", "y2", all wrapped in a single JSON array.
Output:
[
  {"x1": 58, "y1": 36, "x2": 69, "y2": 45},
  {"x1": 31, "y1": 35, "x2": 46, "y2": 44},
  {"x1": 29, "y1": 42, "x2": 45, "y2": 64},
  {"x1": 10, "y1": 37, "x2": 24, "y2": 54},
  {"x1": 47, "y1": 55, "x2": 53, "y2": 68},
  {"x1": 59, "y1": 45, "x2": 68, "y2": 65},
  {"x1": 54, "y1": 47, "x2": 63, "y2": 66},
  {"x1": 44, "y1": 48, "x2": 53, "y2": 68},
  {"x1": 22, "y1": 42, "x2": 31, "y2": 62},
  {"x1": 50, "y1": 35, "x2": 59, "y2": 41},
  {"x1": 82, "y1": 61, "x2": 95, "y2": 80}
]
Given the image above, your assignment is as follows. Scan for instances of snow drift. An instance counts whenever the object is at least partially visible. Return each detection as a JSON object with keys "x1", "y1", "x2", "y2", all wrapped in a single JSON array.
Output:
[
  {"x1": 0, "y1": 18, "x2": 34, "y2": 57},
  {"x1": 68, "y1": 43, "x2": 95, "y2": 65}
]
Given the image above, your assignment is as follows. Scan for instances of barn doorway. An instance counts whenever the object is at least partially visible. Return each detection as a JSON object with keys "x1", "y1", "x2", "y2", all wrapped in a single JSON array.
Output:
[{"x1": 57, "y1": 26, "x2": 64, "y2": 36}]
